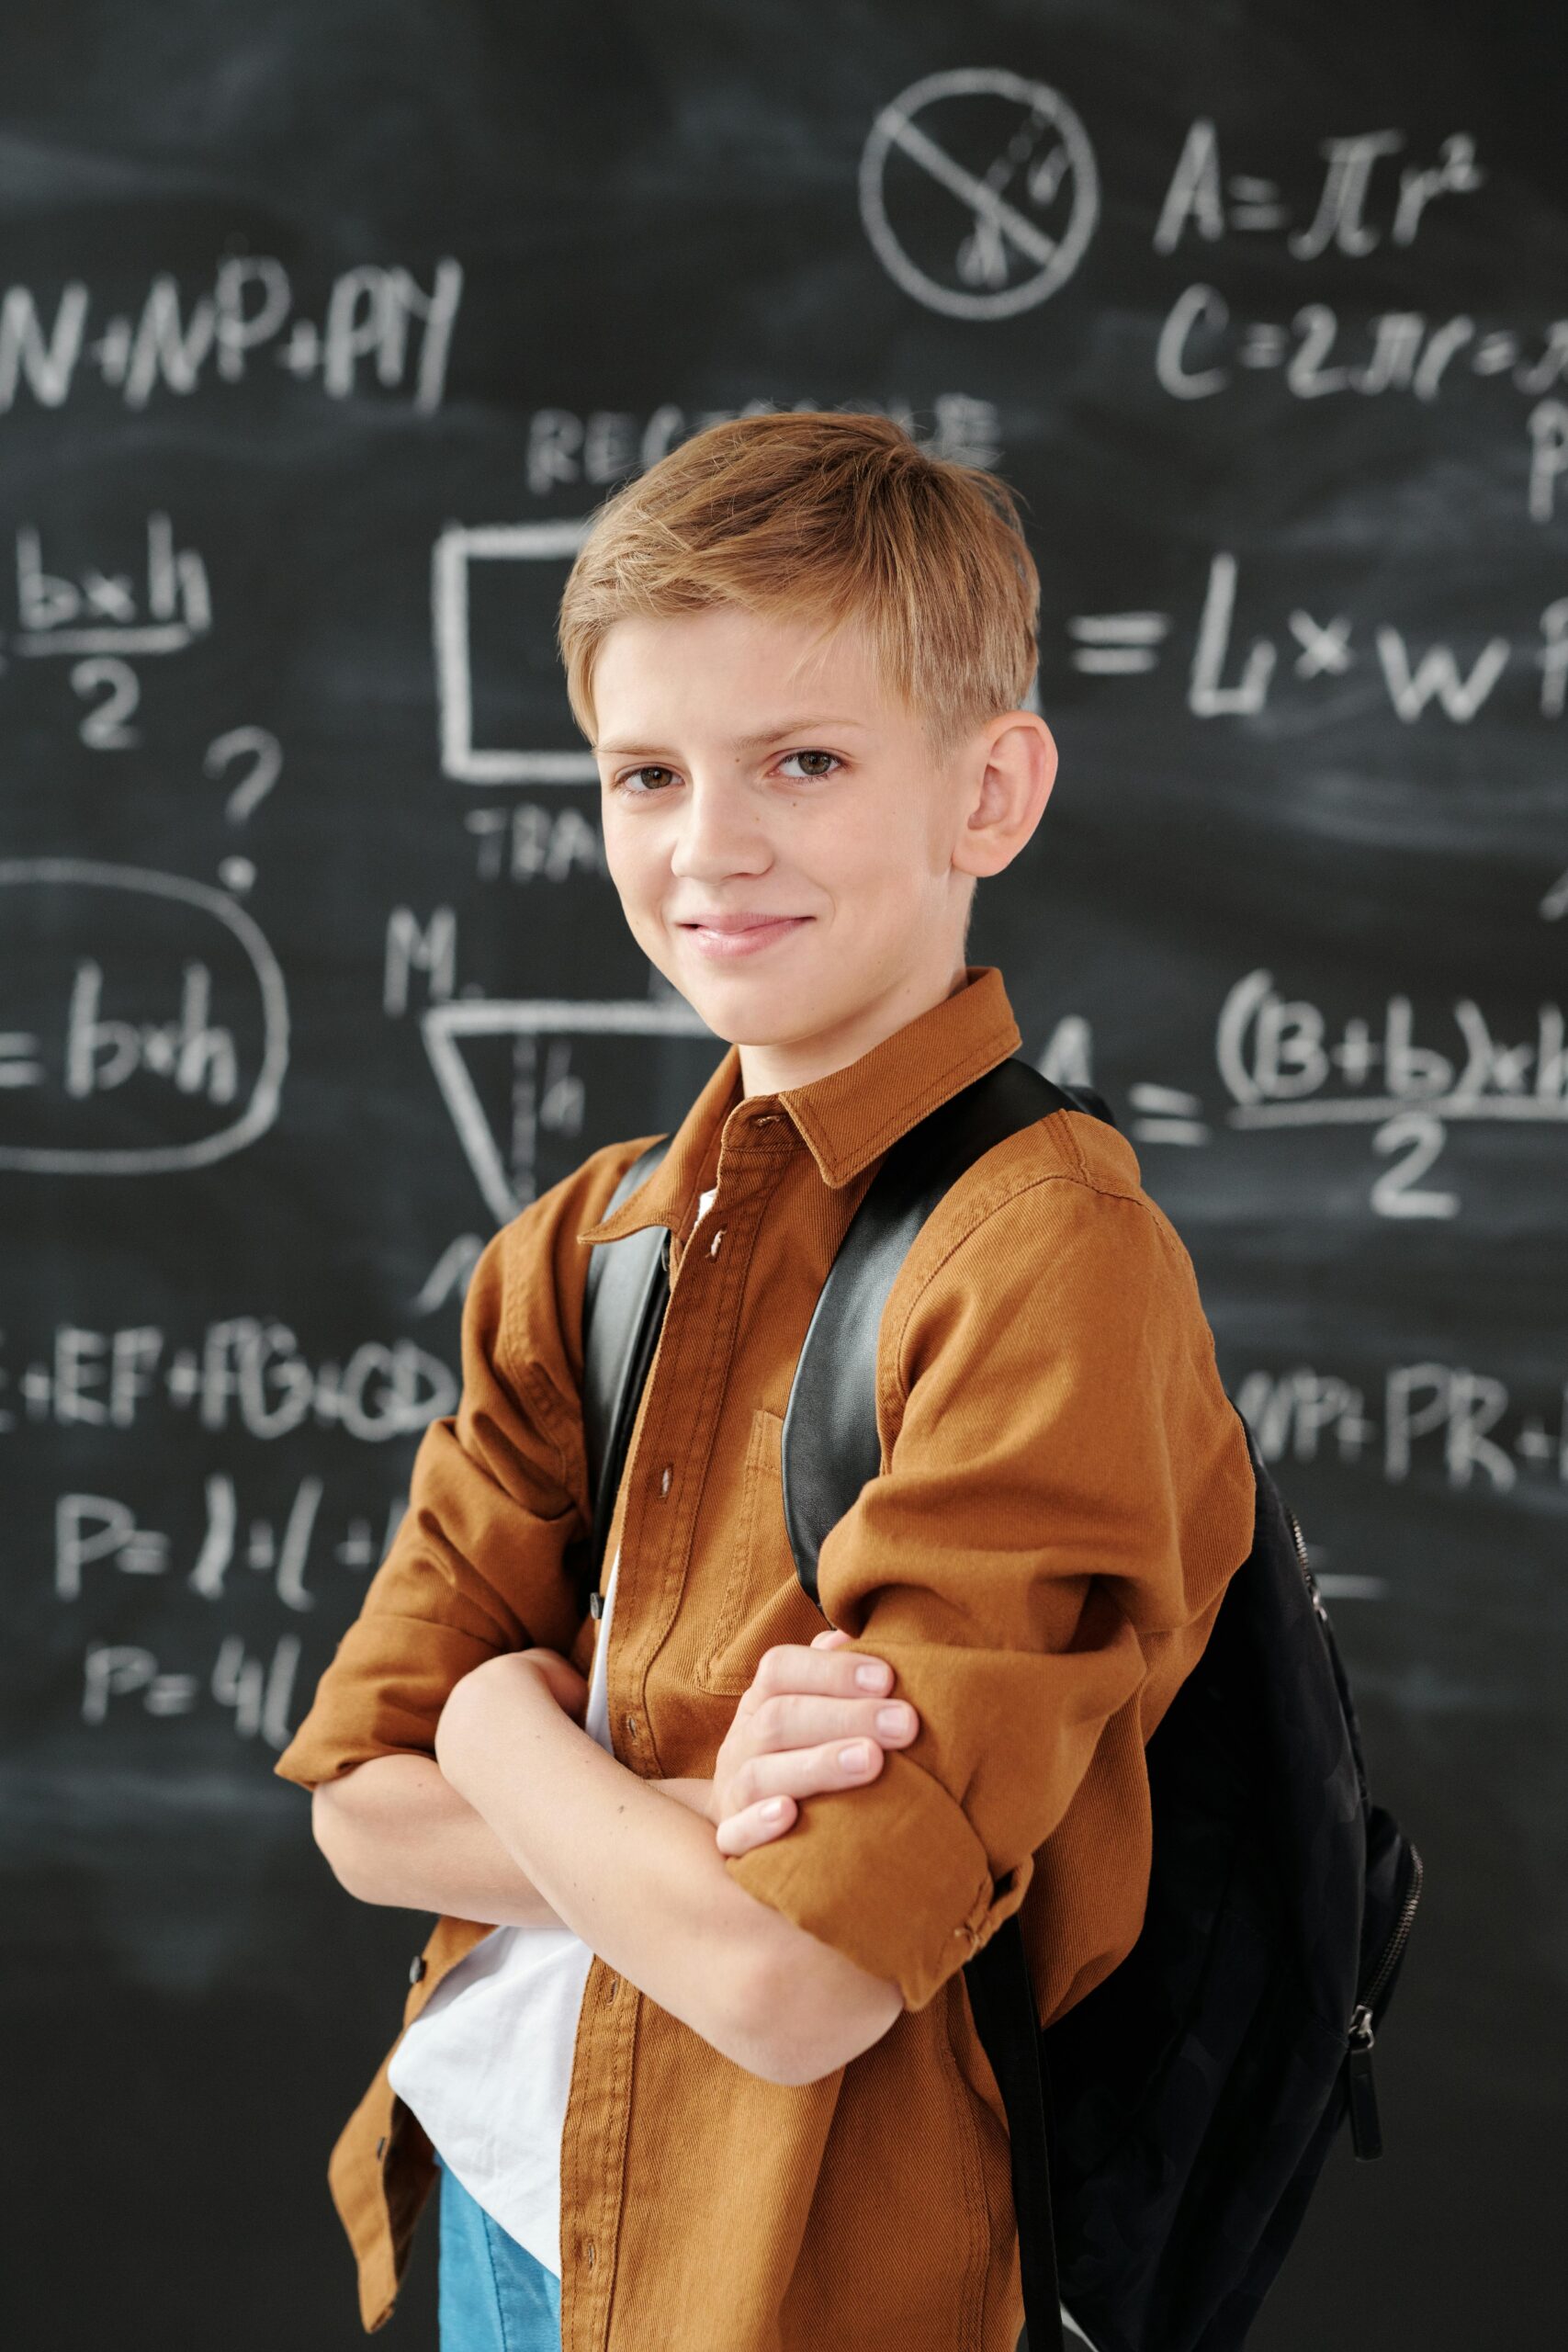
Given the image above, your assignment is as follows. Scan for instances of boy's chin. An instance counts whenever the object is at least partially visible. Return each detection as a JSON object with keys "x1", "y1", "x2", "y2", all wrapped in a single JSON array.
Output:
[{"x1": 657, "y1": 962, "x2": 807, "y2": 1039}]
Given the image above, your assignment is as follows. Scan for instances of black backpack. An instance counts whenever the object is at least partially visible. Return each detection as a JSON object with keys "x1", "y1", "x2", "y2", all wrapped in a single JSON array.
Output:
[{"x1": 572, "y1": 1057, "x2": 1424, "y2": 2352}]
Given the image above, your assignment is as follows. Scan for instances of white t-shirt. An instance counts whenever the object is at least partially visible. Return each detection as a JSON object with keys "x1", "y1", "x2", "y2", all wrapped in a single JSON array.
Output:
[{"x1": 387, "y1": 1179, "x2": 718, "y2": 2274}]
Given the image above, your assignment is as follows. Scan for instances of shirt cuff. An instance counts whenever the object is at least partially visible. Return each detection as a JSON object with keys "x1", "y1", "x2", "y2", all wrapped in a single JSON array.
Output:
[
  {"x1": 723, "y1": 1748, "x2": 1032, "y2": 2014},
  {"x1": 271, "y1": 1614, "x2": 499, "y2": 1791}
]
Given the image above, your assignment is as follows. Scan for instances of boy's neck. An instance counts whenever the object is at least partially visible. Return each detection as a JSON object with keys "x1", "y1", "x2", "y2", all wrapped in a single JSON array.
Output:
[{"x1": 736, "y1": 956, "x2": 970, "y2": 1100}]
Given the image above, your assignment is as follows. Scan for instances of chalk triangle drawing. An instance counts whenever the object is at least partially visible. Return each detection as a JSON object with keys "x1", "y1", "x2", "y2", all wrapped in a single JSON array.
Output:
[{"x1": 422, "y1": 995, "x2": 714, "y2": 1224}]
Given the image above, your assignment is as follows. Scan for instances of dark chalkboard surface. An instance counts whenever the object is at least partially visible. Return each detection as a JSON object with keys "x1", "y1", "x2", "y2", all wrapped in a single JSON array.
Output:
[{"x1": 3, "y1": 4, "x2": 1562, "y2": 2346}]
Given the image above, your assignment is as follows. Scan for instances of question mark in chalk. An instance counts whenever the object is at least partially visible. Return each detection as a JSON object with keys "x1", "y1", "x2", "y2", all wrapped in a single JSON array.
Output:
[{"x1": 206, "y1": 726, "x2": 283, "y2": 895}]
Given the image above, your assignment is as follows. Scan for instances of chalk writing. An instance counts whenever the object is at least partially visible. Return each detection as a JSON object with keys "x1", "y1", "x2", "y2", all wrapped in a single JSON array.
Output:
[
  {"x1": 523, "y1": 393, "x2": 1003, "y2": 493},
  {"x1": 81, "y1": 1633, "x2": 302, "y2": 1747},
  {"x1": 1154, "y1": 123, "x2": 1483, "y2": 256},
  {"x1": 1067, "y1": 561, "x2": 1568, "y2": 720},
  {"x1": 1238, "y1": 1360, "x2": 1568, "y2": 1491},
  {"x1": 464, "y1": 803, "x2": 608, "y2": 884},
  {"x1": 57, "y1": 1482, "x2": 409, "y2": 1609},
  {"x1": 0, "y1": 860, "x2": 288, "y2": 1170},
  {"x1": 0, "y1": 256, "x2": 462, "y2": 413},
  {"x1": 1, "y1": 1320, "x2": 456, "y2": 1439}
]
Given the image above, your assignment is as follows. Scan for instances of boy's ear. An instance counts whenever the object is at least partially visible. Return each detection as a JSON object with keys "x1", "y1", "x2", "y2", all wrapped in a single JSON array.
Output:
[{"x1": 957, "y1": 711, "x2": 1056, "y2": 881}]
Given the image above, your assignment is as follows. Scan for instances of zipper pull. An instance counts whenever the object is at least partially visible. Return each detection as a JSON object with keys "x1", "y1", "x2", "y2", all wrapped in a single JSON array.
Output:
[{"x1": 1345, "y1": 2003, "x2": 1383, "y2": 2159}]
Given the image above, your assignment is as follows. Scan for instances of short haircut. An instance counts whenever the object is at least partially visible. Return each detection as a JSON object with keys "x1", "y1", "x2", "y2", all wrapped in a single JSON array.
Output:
[{"x1": 557, "y1": 410, "x2": 1040, "y2": 756}]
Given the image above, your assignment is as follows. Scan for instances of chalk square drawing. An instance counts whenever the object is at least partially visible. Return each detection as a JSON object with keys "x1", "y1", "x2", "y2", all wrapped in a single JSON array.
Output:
[
  {"x1": 433, "y1": 520, "x2": 600, "y2": 785},
  {"x1": 423, "y1": 994, "x2": 715, "y2": 1225}
]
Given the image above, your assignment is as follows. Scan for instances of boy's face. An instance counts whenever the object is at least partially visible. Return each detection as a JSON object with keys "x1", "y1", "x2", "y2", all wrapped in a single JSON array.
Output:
[{"x1": 591, "y1": 604, "x2": 1055, "y2": 1093}]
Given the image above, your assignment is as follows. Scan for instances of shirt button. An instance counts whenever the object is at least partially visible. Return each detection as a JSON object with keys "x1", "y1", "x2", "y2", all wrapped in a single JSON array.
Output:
[
  {"x1": 624, "y1": 1713, "x2": 638, "y2": 1737},
  {"x1": 659, "y1": 1464, "x2": 671, "y2": 1496},
  {"x1": 409, "y1": 1953, "x2": 427, "y2": 1984},
  {"x1": 584, "y1": 2239, "x2": 597, "y2": 2268},
  {"x1": 376, "y1": 2134, "x2": 387, "y2": 2159},
  {"x1": 708, "y1": 1227, "x2": 725, "y2": 1255}
]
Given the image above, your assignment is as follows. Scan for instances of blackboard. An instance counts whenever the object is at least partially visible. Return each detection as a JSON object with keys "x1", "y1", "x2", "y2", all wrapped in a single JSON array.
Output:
[{"x1": 4, "y1": 5, "x2": 1562, "y2": 2346}]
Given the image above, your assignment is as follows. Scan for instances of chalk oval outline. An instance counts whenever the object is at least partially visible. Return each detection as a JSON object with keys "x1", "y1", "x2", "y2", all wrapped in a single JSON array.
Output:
[{"x1": 0, "y1": 856, "x2": 289, "y2": 1173}]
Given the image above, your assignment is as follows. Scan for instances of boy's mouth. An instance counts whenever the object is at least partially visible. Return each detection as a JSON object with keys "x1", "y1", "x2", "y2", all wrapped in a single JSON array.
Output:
[{"x1": 677, "y1": 915, "x2": 812, "y2": 960}]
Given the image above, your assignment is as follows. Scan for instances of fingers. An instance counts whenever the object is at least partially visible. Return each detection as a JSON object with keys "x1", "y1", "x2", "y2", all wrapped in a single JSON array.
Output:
[
  {"x1": 808, "y1": 1628, "x2": 892, "y2": 1690},
  {"x1": 712, "y1": 1741, "x2": 886, "y2": 1855},
  {"x1": 717, "y1": 1724, "x2": 908, "y2": 1838},
  {"x1": 716, "y1": 1638, "x2": 920, "y2": 1853},
  {"x1": 752, "y1": 1639, "x2": 896, "y2": 1702},
  {"x1": 715, "y1": 1793, "x2": 797, "y2": 1856},
  {"x1": 736, "y1": 1687, "x2": 919, "y2": 1765}
]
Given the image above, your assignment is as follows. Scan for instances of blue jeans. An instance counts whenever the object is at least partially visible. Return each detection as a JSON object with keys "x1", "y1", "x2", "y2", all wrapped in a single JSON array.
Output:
[{"x1": 434, "y1": 2148, "x2": 563, "y2": 2351}]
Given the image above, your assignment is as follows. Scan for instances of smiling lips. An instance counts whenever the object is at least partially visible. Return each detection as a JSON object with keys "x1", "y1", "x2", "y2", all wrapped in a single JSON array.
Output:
[{"x1": 678, "y1": 915, "x2": 811, "y2": 960}]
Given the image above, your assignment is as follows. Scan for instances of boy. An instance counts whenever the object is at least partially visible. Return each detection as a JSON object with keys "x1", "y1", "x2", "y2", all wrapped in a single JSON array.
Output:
[{"x1": 274, "y1": 411, "x2": 1258, "y2": 2352}]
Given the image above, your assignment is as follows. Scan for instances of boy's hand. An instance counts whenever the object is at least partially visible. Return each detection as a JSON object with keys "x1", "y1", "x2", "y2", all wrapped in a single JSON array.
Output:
[{"x1": 708, "y1": 1628, "x2": 920, "y2": 1857}]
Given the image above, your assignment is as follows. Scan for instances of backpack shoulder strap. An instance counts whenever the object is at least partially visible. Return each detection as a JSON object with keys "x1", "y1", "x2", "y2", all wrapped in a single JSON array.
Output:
[
  {"x1": 777, "y1": 1055, "x2": 1112, "y2": 2352},
  {"x1": 578, "y1": 1136, "x2": 672, "y2": 1617},
  {"x1": 781, "y1": 1057, "x2": 1109, "y2": 1602},
  {"x1": 579, "y1": 1066, "x2": 1111, "y2": 1611}
]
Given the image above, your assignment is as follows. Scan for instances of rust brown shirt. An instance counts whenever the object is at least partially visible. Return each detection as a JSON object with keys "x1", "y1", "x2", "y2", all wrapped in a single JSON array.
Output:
[{"x1": 274, "y1": 962, "x2": 1257, "y2": 2348}]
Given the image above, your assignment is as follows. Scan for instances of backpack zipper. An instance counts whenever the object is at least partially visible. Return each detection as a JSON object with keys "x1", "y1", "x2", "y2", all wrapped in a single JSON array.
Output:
[
  {"x1": 1343, "y1": 1842, "x2": 1425, "y2": 2159},
  {"x1": 1284, "y1": 1502, "x2": 1329, "y2": 1624},
  {"x1": 1285, "y1": 1498, "x2": 1425, "y2": 2161}
]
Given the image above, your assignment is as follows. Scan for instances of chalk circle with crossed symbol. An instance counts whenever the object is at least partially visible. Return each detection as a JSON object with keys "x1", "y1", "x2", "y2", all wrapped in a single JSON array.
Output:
[{"x1": 859, "y1": 67, "x2": 1100, "y2": 321}]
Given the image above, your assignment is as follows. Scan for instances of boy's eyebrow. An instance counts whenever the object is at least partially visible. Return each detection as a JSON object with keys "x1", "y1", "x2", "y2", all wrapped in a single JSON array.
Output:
[{"x1": 594, "y1": 717, "x2": 870, "y2": 756}]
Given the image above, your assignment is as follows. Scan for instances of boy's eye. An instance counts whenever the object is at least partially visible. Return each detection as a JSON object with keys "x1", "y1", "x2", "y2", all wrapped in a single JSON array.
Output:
[
  {"x1": 778, "y1": 750, "x2": 841, "y2": 779},
  {"x1": 612, "y1": 751, "x2": 842, "y2": 792}
]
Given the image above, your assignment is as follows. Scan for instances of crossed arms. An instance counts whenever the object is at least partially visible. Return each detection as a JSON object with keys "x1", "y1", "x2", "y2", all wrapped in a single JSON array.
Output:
[
  {"x1": 310, "y1": 1636, "x2": 910, "y2": 2088},
  {"x1": 288, "y1": 1174, "x2": 1247, "y2": 2090}
]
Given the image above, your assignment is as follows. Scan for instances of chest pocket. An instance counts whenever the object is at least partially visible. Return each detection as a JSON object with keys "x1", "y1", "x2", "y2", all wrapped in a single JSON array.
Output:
[{"x1": 696, "y1": 1407, "x2": 829, "y2": 1694}]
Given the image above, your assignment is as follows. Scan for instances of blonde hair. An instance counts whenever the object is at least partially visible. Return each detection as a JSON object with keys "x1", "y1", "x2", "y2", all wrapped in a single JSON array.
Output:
[{"x1": 556, "y1": 410, "x2": 1040, "y2": 754}]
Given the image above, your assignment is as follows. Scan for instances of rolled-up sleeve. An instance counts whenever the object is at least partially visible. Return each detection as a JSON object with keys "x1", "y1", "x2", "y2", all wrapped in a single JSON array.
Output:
[
  {"x1": 724, "y1": 1173, "x2": 1256, "y2": 2016},
  {"x1": 272, "y1": 1206, "x2": 592, "y2": 1793}
]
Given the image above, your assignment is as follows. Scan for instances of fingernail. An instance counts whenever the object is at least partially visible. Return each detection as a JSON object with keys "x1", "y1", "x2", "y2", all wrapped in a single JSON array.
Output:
[
  {"x1": 761, "y1": 1798, "x2": 785, "y2": 1820},
  {"x1": 854, "y1": 1663, "x2": 889, "y2": 1690},
  {"x1": 875, "y1": 1704, "x2": 909, "y2": 1736},
  {"x1": 840, "y1": 1742, "x2": 872, "y2": 1770}
]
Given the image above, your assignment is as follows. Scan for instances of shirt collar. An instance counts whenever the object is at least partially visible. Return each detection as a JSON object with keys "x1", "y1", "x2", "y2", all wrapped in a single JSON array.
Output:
[{"x1": 576, "y1": 963, "x2": 1022, "y2": 1246}]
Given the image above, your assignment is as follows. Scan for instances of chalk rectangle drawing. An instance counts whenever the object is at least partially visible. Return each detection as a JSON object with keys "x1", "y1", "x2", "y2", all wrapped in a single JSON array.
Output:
[{"x1": 432, "y1": 521, "x2": 600, "y2": 785}]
